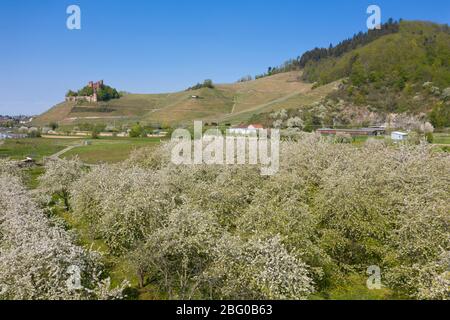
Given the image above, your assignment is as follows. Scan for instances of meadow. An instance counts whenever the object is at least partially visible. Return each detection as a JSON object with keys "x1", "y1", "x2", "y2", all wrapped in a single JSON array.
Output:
[
  {"x1": 0, "y1": 138, "x2": 71, "y2": 160},
  {"x1": 0, "y1": 136, "x2": 163, "y2": 164},
  {"x1": 62, "y1": 137, "x2": 162, "y2": 164}
]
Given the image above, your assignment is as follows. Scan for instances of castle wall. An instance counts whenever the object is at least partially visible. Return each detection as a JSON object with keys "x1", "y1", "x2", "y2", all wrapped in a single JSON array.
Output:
[{"x1": 66, "y1": 80, "x2": 102, "y2": 103}]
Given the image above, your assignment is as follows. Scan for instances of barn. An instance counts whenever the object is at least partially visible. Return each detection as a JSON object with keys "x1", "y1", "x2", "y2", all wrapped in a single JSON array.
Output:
[{"x1": 317, "y1": 127, "x2": 386, "y2": 136}]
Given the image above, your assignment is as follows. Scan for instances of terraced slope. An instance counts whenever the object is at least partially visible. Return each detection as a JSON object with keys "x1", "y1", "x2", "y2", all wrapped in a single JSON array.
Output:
[{"x1": 34, "y1": 71, "x2": 334, "y2": 126}]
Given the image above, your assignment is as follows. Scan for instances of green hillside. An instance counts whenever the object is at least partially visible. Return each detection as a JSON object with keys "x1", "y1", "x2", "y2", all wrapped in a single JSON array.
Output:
[
  {"x1": 302, "y1": 21, "x2": 450, "y2": 116},
  {"x1": 34, "y1": 71, "x2": 331, "y2": 127}
]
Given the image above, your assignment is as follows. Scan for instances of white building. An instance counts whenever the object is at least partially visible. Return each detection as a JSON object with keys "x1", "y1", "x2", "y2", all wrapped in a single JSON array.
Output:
[
  {"x1": 391, "y1": 131, "x2": 409, "y2": 141},
  {"x1": 228, "y1": 124, "x2": 264, "y2": 136}
]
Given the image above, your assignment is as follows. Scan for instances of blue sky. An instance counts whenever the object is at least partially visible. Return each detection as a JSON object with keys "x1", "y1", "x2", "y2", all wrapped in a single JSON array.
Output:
[{"x1": 1, "y1": 0, "x2": 449, "y2": 115}]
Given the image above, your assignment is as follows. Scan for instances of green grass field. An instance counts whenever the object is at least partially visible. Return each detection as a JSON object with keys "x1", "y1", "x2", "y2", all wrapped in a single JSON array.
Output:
[
  {"x1": 0, "y1": 138, "x2": 77, "y2": 160},
  {"x1": 434, "y1": 133, "x2": 450, "y2": 145},
  {"x1": 62, "y1": 137, "x2": 162, "y2": 164},
  {"x1": 0, "y1": 136, "x2": 162, "y2": 164}
]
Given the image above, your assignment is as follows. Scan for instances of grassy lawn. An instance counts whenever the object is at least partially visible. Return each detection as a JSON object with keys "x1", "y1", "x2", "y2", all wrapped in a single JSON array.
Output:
[
  {"x1": 433, "y1": 133, "x2": 450, "y2": 145},
  {"x1": 0, "y1": 138, "x2": 78, "y2": 161},
  {"x1": 62, "y1": 137, "x2": 162, "y2": 164}
]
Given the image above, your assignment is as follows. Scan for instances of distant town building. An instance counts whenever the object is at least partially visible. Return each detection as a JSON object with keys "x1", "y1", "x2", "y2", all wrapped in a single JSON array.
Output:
[{"x1": 0, "y1": 115, "x2": 34, "y2": 125}]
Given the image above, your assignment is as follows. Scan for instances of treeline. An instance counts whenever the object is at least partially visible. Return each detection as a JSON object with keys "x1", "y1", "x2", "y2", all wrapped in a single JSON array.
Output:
[
  {"x1": 302, "y1": 21, "x2": 450, "y2": 115},
  {"x1": 298, "y1": 19, "x2": 400, "y2": 68},
  {"x1": 66, "y1": 84, "x2": 120, "y2": 102},
  {"x1": 186, "y1": 79, "x2": 214, "y2": 91},
  {"x1": 256, "y1": 19, "x2": 401, "y2": 79}
]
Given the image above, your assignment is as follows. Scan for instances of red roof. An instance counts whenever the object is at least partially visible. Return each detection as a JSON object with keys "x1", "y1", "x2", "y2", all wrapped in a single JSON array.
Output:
[{"x1": 248, "y1": 124, "x2": 264, "y2": 129}]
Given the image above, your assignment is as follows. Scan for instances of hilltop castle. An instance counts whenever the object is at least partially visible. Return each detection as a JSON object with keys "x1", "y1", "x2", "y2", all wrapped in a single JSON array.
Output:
[{"x1": 66, "y1": 80, "x2": 104, "y2": 103}]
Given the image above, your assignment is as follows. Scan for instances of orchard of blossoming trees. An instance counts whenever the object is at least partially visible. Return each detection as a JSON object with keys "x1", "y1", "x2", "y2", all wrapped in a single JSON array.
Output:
[
  {"x1": 0, "y1": 134, "x2": 448, "y2": 300},
  {"x1": 0, "y1": 171, "x2": 127, "y2": 300}
]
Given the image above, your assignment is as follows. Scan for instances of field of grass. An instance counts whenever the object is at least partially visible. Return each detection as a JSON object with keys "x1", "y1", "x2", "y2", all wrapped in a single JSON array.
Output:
[
  {"x1": 0, "y1": 136, "x2": 163, "y2": 164},
  {"x1": 0, "y1": 138, "x2": 79, "y2": 160},
  {"x1": 62, "y1": 137, "x2": 162, "y2": 164},
  {"x1": 222, "y1": 80, "x2": 339, "y2": 124},
  {"x1": 433, "y1": 133, "x2": 450, "y2": 145}
]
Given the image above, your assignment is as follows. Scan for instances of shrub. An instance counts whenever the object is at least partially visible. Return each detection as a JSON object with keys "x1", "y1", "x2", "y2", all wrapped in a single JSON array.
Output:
[{"x1": 129, "y1": 123, "x2": 146, "y2": 138}]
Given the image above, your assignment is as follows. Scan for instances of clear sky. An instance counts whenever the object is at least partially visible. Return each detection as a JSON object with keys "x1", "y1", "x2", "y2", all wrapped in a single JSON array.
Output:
[{"x1": 1, "y1": 0, "x2": 449, "y2": 115}]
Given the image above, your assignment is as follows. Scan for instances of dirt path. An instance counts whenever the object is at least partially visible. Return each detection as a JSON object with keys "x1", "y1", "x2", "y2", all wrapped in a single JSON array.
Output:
[
  {"x1": 49, "y1": 144, "x2": 80, "y2": 159},
  {"x1": 230, "y1": 97, "x2": 238, "y2": 114},
  {"x1": 41, "y1": 135, "x2": 83, "y2": 139},
  {"x1": 46, "y1": 143, "x2": 101, "y2": 169},
  {"x1": 222, "y1": 91, "x2": 302, "y2": 121}
]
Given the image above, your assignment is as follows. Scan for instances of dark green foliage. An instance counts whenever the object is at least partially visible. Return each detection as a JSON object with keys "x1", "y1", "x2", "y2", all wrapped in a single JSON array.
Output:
[
  {"x1": 91, "y1": 129, "x2": 99, "y2": 139},
  {"x1": 303, "y1": 21, "x2": 450, "y2": 113},
  {"x1": 429, "y1": 102, "x2": 450, "y2": 128},
  {"x1": 298, "y1": 19, "x2": 400, "y2": 68},
  {"x1": 65, "y1": 83, "x2": 120, "y2": 102},
  {"x1": 256, "y1": 20, "x2": 401, "y2": 79},
  {"x1": 187, "y1": 79, "x2": 215, "y2": 91},
  {"x1": 129, "y1": 123, "x2": 146, "y2": 138},
  {"x1": 65, "y1": 90, "x2": 77, "y2": 97},
  {"x1": 49, "y1": 122, "x2": 59, "y2": 130},
  {"x1": 96, "y1": 85, "x2": 120, "y2": 101},
  {"x1": 90, "y1": 124, "x2": 107, "y2": 139},
  {"x1": 77, "y1": 86, "x2": 94, "y2": 97},
  {"x1": 27, "y1": 129, "x2": 41, "y2": 138}
]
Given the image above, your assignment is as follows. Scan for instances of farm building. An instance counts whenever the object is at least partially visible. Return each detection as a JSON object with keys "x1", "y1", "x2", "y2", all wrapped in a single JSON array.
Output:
[
  {"x1": 317, "y1": 127, "x2": 386, "y2": 136},
  {"x1": 391, "y1": 131, "x2": 409, "y2": 141},
  {"x1": 228, "y1": 124, "x2": 264, "y2": 135}
]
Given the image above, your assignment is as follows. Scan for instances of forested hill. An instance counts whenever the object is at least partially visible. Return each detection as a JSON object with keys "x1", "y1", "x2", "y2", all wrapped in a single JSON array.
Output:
[
  {"x1": 302, "y1": 21, "x2": 449, "y2": 86},
  {"x1": 261, "y1": 19, "x2": 402, "y2": 77},
  {"x1": 301, "y1": 21, "x2": 450, "y2": 119}
]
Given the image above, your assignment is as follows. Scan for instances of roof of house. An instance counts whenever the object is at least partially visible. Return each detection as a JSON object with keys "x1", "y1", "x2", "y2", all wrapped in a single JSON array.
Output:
[
  {"x1": 248, "y1": 124, "x2": 264, "y2": 129},
  {"x1": 391, "y1": 131, "x2": 409, "y2": 136},
  {"x1": 232, "y1": 123, "x2": 264, "y2": 129}
]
